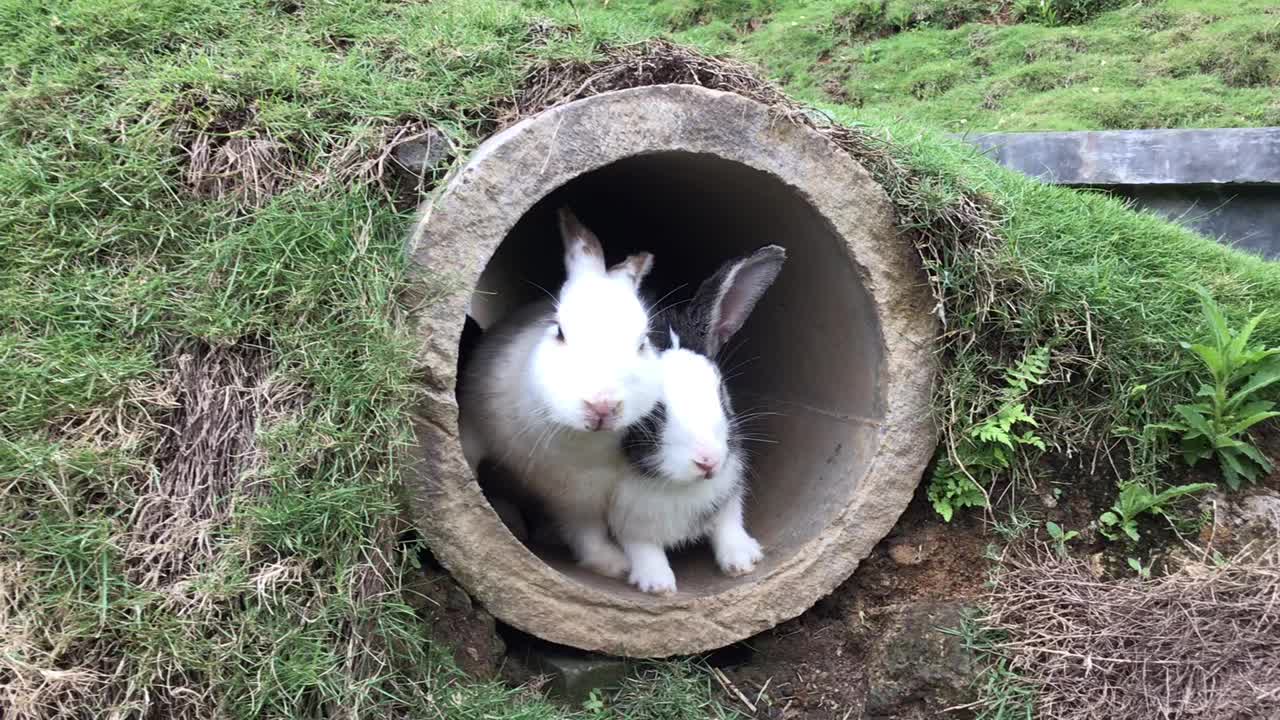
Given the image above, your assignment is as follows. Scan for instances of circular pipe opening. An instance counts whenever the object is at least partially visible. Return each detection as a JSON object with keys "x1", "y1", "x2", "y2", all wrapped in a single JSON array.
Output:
[
  {"x1": 471, "y1": 151, "x2": 882, "y2": 595},
  {"x1": 402, "y1": 85, "x2": 937, "y2": 657}
]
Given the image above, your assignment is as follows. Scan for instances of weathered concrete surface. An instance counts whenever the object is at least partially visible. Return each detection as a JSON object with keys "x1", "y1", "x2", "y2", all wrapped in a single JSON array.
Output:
[
  {"x1": 963, "y1": 127, "x2": 1280, "y2": 186},
  {"x1": 961, "y1": 127, "x2": 1280, "y2": 259},
  {"x1": 1111, "y1": 184, "x2": 1280, "y2": 259},
  {"x1": 400, "y1": 84, "x2": 938, "y2": 657}
]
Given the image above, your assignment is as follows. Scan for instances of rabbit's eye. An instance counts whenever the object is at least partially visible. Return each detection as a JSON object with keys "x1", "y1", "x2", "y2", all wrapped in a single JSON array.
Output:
[
  {"x1": 637, "y1": 337, "x2": 649, "y2": 354},
  {"x1": 555, "y1": 324, "x2": 566, "y2": 343}
]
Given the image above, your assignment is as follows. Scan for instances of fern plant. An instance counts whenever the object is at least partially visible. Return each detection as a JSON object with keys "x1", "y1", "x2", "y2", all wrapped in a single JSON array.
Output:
[
  {"x1": 1154, "y1": 287, "x2": 1280, "y2": 489},
  {"x1": 929, "y1": 346, "x2": 1050, "y2": 521}
]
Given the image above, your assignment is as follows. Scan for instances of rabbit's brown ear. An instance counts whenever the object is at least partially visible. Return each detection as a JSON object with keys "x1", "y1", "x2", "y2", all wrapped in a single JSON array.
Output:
[
  {"x1": 558, "y1": 207, "x2": 607, "y2": 280},
  {"x1": 608, "y1": 252, "x2": 654, "y2": 289}
]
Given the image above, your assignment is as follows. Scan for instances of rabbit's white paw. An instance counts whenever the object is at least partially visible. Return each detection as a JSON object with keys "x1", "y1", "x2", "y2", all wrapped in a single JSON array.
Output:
[
  {"x1": 629, "y1": 556, "x2": 677, "y2": 595},
  {"x1": 579, "y1": 543, "x2": 630, "y2": 579},
  {"x1": 715, "y1": 533, "x2": 763, "y2": 577}
]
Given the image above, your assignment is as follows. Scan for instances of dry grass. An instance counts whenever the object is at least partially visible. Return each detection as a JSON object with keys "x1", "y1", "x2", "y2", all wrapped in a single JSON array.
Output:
[
  {"x1": 185, "y1": 128, "x2": 294, "y2": 209},
  {"x1": 127, "y1": 340, "x2": 304, "y2": 589},
  {"x1": 983, "y1": 543, "x2": 1280, "y2": 719},
  {"x1": 0, "y1": 340, "x2": 308, "y2": 719},
  {"x1": 325, "y1": 120, "x2": 453, "y2": 207}
]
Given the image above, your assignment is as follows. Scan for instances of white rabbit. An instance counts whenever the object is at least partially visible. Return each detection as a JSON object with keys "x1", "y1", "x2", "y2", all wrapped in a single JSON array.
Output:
[
  {"x1": 458, "y1": 207, "x2": 662, "y2": 579},
  {"x1": 611, "y1": 245, "x2": 786, "y2": 595}
]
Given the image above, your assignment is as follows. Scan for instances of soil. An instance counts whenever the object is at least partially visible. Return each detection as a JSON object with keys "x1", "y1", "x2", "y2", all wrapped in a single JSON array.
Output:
[
  {"x1": 403, "y1": 543, "x2": 508, "y2": 679},
  {"x1": 419, "y1": 424, "x2": 1280, "y2": 718},
  {"x1": 711, "y1": 485, "x2": 992, "y2": 719},
  {"x1": 704, "y1": 427, "x2": 1280, "y2": 718}
]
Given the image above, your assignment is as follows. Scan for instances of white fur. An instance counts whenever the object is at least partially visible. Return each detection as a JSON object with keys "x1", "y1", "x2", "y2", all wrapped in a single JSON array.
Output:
[
  {"x1": 530, "y1": 271, "x2": 659, "y2": 433},
  {"x1": 610, "y1": 347, "x2": 764, "y2": 594},
  {"x1": 647, "y1": 349, "x2": 731, "y2": 482},
  {"x1": 459, "y1": 218, "x2": 661, "y2": 579}
]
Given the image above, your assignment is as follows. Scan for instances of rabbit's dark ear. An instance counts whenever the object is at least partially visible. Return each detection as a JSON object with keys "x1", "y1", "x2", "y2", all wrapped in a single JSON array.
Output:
[
  {"x1": 689, "y1": 245, "x2": 787, "y2": 357},
  {"x1": 558, "y1": 207, "x2": 607, "y2": 280}
]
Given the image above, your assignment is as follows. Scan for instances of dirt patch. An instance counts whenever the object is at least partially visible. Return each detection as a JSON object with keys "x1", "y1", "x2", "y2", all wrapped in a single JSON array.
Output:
[
  {"x1": 715, "y1": 488, "x2": 991, "y2": 718},
  {"x1": 403, "y1": 537, "x2": 508, "y2": 679}
]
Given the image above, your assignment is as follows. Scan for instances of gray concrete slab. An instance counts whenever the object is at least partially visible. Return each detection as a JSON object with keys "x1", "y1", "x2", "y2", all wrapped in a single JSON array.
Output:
[
  {"x1": 958, "y1": 128, "x2": 1280, "y2": 259},
  {"x1": 962, "y1": 127, "x2": 1280, "y2": 186}
]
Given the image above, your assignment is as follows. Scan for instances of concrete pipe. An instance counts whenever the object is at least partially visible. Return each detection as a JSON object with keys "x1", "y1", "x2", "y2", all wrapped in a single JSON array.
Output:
[{"x1": 402, "y1": 84, "x2": 937, "y2": 658}]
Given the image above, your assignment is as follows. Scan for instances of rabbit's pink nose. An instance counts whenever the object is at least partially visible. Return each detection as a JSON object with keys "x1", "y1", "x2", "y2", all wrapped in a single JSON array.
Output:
[
  {"x1": 693, "y1": 454, "x2": 720, "y2": 479},
  {"x1": 584, "y1": 398, "x2": 620, "y2": 429}
]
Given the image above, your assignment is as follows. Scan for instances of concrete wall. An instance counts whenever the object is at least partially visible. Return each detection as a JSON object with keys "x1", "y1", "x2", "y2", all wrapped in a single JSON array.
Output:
[{"x1": 961, "y1": 128, "x2": 1280, "y2": 260}]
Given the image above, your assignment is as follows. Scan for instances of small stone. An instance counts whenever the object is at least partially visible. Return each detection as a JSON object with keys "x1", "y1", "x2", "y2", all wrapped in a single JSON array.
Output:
[
  {"x1": 1039, "y1": 490, "x2": 1059, "y2": 509},
  {"x1": 1087, "y1": 552, "x2": 1105, "y2": 579},
  {"x1": 392, "y1": 128, "x2": 452, "y2": 176},
  {"x1": 888, "y1": 541, "x2": 926, "y2": 566},
  {"x1": 445, "y1": 581, "x2": 474, "y2": 611},
  {"x1": 519, "y1": 646, "x2": 631, "y2": 705},
  {"x1": 860, "y1": 602, "x2": 977, "y2": 719}
]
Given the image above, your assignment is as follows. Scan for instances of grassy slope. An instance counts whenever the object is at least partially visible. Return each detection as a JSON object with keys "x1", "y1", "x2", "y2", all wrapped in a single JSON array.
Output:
[
  {"x1": 608, "y1": 0, "x2": 1280, "y2": 131},
  {"x1": 2, "y1": 0, "x2": 1279, "y2": 719},
  {"x1": 0, "y1": 1, "x2": 723, "y2": 717}
]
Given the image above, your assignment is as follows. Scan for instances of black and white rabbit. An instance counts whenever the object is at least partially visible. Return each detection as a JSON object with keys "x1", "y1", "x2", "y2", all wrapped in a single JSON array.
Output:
[
  {"x1": 459, "y1": 208, "x2": 663, "y2": 579},
  {"x1": 613, "y1": 245, "x2": 787, "y2": 594}
]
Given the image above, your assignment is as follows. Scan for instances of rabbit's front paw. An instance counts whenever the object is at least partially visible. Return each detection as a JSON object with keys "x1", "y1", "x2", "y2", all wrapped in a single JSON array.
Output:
[
  {"x1": 715, "y1": 534, "x2": 763, "y2": 577},
  {"x1": 579, "y1": 543, "x2": 630, "y2": 579},
  {"x1": 628, "y1": 557, "x2": 677, "y2": 595}
]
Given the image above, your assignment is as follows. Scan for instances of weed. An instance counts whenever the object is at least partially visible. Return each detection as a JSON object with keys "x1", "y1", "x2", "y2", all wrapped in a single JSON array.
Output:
[
  {"x1": 1152, "y1": 287, "x2": 1280, "y2": 489},
  {"x1": 992, "y1": 506, "x2": 1038, "y2": 542},
  {"x1": 1045, "y1": 520, "x2": 1079, "y2": 557},
  {"x1": 929, "y1": 347, "x2": 1050, "y2": 521},
  {"x1": 1126, "y1": 555, "x2": 1153, "y2": 579},
  {"x1": 1098, "y1": 481, "x2": 1215, "y2": 542},
  {"x1": 1015, "y1": 0, "x2": 1059, "y2": 27},
  {"x1": 957, "y1": 614, "x2": 1039, "y2": 720}
]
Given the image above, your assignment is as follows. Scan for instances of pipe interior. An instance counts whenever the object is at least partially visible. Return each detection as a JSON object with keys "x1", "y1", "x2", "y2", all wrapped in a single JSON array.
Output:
[{"x1": 460, "y1": 151, "x2": 885, "y2": 597}]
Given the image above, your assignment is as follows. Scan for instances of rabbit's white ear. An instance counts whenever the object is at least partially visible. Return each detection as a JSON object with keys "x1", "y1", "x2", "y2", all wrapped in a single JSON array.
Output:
[
  {"x1": 558, "y1": 207, "x2": 607, "y2": 280},
  {"x1": 693, "y1": 245, "x2": 787, "y2": 357},
  {"x1": 608, "y1": 252, "x2": 654, "y2": 288}
]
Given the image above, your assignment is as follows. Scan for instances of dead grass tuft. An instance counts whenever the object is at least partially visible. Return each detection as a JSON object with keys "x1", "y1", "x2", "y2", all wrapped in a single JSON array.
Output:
[
  {"x1": 983, "y1": 543, "x2": 1280, "y2": 719},
  {"x1": 325, "y1": 120, "x2": 453, "y2": 209},
  {"x1": 181, "y1": 106, "x2": 294, "y2": 209},
  {"x1": 46, "y1": 379, "x2": 178, "y2": 456},
  {"x1": 127, "y1": 339, "x2": 305, "y2": 589}
]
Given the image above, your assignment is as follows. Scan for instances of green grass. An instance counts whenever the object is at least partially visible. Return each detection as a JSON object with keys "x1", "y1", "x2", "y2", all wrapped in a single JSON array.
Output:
[
  {"x1": 3, "y1": 0, "x2": 1280, "y2": 718},
  {"x1": 0, "y1": 1, "x2": 723, "y2": 716},
  {"x1": 605, "y1": 0, "x2": 1280, "y2": 131}
]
